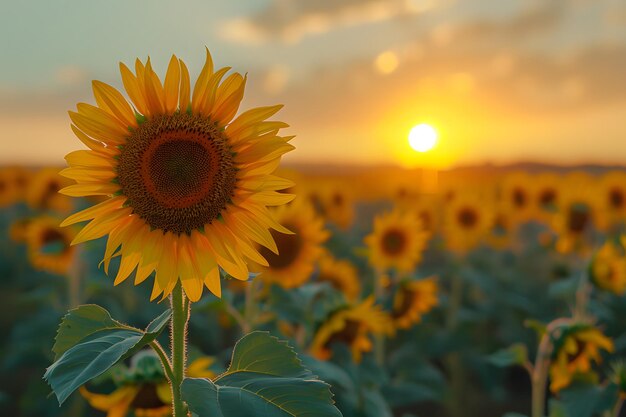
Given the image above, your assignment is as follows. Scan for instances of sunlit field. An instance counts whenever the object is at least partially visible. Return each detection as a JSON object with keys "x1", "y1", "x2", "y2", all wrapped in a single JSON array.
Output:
[{"x1": 2, "y1": 1, "x2": 626, "y2": 417}]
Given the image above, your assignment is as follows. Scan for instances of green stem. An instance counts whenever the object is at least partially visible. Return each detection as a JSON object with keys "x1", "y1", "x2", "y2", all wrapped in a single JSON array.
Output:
[
  {"x1": 445, "y1": 266, "x2": 464, "y2": 417},
  {"x1": 374, "y1": 269, "x2": 385, "y2": 366},
  {"x1": 243, "y1": 278, "x2": 258, "y2": 333},
  {"x1": 150, "y1": 340, "x2": 175, "y2": 383},
  {"x1": 170, "y1": 282, "x2": 189, "y2": 417},
  {"x1": 612, "y1": 398, "x2": 624, "y2": 417},
  {"x1": 531, "y1": 333, "x2": 551, "y2": 417}
]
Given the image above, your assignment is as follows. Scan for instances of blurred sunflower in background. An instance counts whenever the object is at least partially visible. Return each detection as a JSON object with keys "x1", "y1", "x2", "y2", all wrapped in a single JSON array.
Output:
[
  {"x1": 589, "y1": 240, "x2": 626, "y2": 295},
  {"x1": 500, "y1": 172, "x2": 534, "y2": 225},
  {"x1": 486, "y1": 204, "x2": 515, "y2": 249},
  {"x1": 26, "y1": 167, "x2": 73, "y2": 213},
  {"x1": 324, "y1": 186, "x2": 355, "y2": 230},
  {"x1": 533, "y1": 173, "x2": 563, "y2": 223},
  {"x1": 59, "y1": 49, "x2": 294, "y2": 301},
  {"x1": 0, "y1": 167, "x2": 20, "y2": 207},
  {"x1": 9, "y1": 217, "x2": 33, "y2": 243},
  {"x1": 310, "y1": 297, "x2": 392, "y2": 362},
  {"x1": 80, "y1": 351, "x2": 215, "y2": 417},
  {"x1": 317, "y1": 253, "x2": 361, "y2": 301},
  {"x1": 549, "y1": 324, "x2": 614, "y2": 392},
  {"x1": 26, "y1": 216, "x2": 76, "y2": 275},
  {"x1": 552, "y1": 182, "x2": 598, "y2": 254},
  {"x1": 392, "y1": 276, "x2": 438, "y2": 329},
  {"x1": 254, "y1": 200, "x2": 329, "y2": 289},
  {"x1": 364, "y1": 209, "x2": 429, "y2": 273},
  {"x1": 444, "y1": 193, "x2": 493, "y2": 253},
  {"x1": 597, "y1": 171, "x2": 626, "y2": 231}
]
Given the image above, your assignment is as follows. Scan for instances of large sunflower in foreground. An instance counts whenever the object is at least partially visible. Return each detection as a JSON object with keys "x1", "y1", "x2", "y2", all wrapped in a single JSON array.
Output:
[
  {"x1": 253, "y1": 199, "x2": 329, "y2": 289},
  {"x1": 549, "y1": 325, "x2": 613, "y2": 392},
  {"x1": 309, "y1": 297, "x2": 392, "y2": 362},
  {"x1": 60, "y1": 50, "x2": 294, "y2": 301},
  {"x1": 364, "y1": 209, "x2": 429, "y2": 273}
]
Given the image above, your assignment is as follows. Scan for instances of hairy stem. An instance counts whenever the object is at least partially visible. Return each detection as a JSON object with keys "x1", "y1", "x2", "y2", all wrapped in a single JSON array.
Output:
[{"x1": 170, "y1": 282, "x2": 189, "y2": 417}]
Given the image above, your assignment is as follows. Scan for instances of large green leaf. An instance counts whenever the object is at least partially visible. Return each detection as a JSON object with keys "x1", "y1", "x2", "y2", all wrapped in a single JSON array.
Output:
[
  {"x1": 559, "y1": 382, "x2": 619, "y2": 417},
  {"x1": 486, "y1": 343, "x2": 528, "y2": 368},
  {"x1": 52, "y1": 304, "x2": 124, "y2": 360},
  {"x1": 45, "y1": 306, "x2": 172, "y2": 405},
  {"x1": 182, "y1": 331, "x2": 342, "y2": 417},
  {"x1": 45, "y1": 329, "x2": 143, "y2": 405}
]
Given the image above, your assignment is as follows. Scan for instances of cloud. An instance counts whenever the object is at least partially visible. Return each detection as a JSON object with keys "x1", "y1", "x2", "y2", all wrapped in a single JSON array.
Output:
[{"x1": 220, "y1": 0, "x2": 431, "y2": 44}]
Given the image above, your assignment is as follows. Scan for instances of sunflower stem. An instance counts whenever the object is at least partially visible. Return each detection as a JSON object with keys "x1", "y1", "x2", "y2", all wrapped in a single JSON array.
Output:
[
  {"x1": 170, "y1": 282, "x2": 189, "y2": 417},
  {"x1": 531, "y1": 331, "x2": 552, "y2": 417},
  {"x1": 150, "y1": 340, "x2": 175, "y2": 383}
]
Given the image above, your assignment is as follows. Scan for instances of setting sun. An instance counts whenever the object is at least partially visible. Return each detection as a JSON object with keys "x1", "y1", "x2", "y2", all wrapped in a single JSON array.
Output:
[{"x1": 409, "y1": 123, "x2": 438, "y2": 152}]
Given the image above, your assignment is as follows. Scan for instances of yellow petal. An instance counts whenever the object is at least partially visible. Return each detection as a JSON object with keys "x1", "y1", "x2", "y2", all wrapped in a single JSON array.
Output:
[
  {"x1": 160, "y1": 55, "x2": 179, "y2": 115},
  {"x1": 68, "y1": 111, "x2": 126, "y2": 145},
  {"x1": 70, "y1": 125, "x2": 119, "y2": 155},
  {"x1": 179, "y1": 59, "x2": 191, "y2": 112},
  {"x1": 92, "y1": 80, "x2": 137, "y2": 128},
  {"x1": 198, "y1": 66, "x2": 230, "y2": 117},
  {"x1": 60, "y1": 167, "x2": 117, "y2": 182},
  {"x1": 65, "y1": 149, "x2": 116, "y2": 168},
  {"x1": 142, "y1": 58, "x2": 165, "y2": 115},
  {"x1": 227, "y1": 104, "x2": 284, "y2": 137},
  {"x1": 71, "y1": 207, "x2": 132, "y2": 245},
  {"x1": 59, "y1": 182, "x2": 120, "y2": 197},
  {"x1": 203, "y1": 267, "x2": 222, "y2": 298},
  {"x1": 61, "y1": 196, "x2": 126, "y2": 226},
  {"x1": 191, "y1": 47, "x2": 215, "y2": 113},
  {"x1": 119, "y1": 62, "x2": 148, "y2": 115},
  {"x1": 212, "y1": 74, "x2": 246, "y2": 125}
]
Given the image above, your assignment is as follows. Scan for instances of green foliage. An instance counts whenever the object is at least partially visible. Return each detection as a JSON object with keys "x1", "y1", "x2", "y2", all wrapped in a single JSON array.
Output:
[
  {"x1": 556, "y1": 382, "x2": 619, "y2": 417},
  {"x1": 181, "y1": 331, "x2": 343, "y2": 417},
  {"x1": 486, "y1": 343, "x2": 529, "y2": 368},
  {"x1": 44, "y1": 305, "x2": 171, "y2": 405}
]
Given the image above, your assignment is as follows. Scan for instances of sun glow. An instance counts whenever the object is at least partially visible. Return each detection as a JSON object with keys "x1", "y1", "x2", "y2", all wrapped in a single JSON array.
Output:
[{"x1": 409, "y1": 124, "x2": 438, "y2": 152}]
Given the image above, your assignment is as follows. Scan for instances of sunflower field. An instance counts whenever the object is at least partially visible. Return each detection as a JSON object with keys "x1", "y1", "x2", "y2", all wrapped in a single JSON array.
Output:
[{"x1": 2, "y1": 134, "x2": 626, "y2": 417}]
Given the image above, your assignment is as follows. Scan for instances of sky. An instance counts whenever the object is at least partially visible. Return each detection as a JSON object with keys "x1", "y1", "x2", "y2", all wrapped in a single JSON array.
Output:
[{"x1": 1, "y1": 0, "x2": 625, "y2": 169}]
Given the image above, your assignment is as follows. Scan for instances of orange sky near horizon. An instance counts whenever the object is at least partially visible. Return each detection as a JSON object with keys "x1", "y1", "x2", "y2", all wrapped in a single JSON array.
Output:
[{"x1": 1, "y1": 1, "x2": 625, "y2": 169}]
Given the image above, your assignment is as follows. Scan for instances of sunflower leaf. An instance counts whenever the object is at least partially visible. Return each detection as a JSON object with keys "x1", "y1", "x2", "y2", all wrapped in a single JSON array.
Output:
[
  {"x1": 181, "y1": 331, "x2": 342, "y2": 417},
  {"x1": 52, "y1": 304, "x2": 126, "y2": 361},
  {"x1": 45, "y1": 328, "x2": 143, "y2": 405},
  {"x1": 46, "y1": 307, "x2": 172, "y2": 405}
]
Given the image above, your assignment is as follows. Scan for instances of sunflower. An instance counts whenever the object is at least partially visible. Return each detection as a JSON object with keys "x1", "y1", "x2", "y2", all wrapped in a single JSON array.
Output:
[
  {"x1": 532, "y1": 173, "x2": 563, "y2": 222},
  {"x1": 80, "y1": 354, "x2": 215, "y2": 417},
  {"x1": 499, "y1": 172, "x2": 534, "y2": 224},
  {"x1": 364, "y1": 209, "x2": 429, "y2": 273},
  {"x1": 309, "y1": 297, "x2": 392, "y2": 362},
  {"x1": 549, "y1": 325, "x2": 614, "y2": 392},
  {"x1": 0, "y1": 167, "x2": 20, "y2": 207},
  {"x1": 552, "y1": 179, "x2": 598, "y2": 254},
  {"x1": 26, "y1": 216, "x2": 76, "y2": 275},
  {"x1": 443, "y1": 193, "x2": 492, "y2": 253},
  {"x1": 9, "y1": 217, "x2": 33, "y2": 243},
  {"x1": 324, "y1": 186, "x2": 355, "y2": 230},
  {"x1": 589, "y1": 240, "x2": 626, "y2": 295},
  {"x1": 317, "y1": 254, "x2": 361, "y2": 301},
  {"x1": 392, "y1": 276, "x2": 438, "y2": 329},
  {"x1": 597, "y1": 171, "x2": 626, "y2": 231},
  {"x1": 253, "y1": 199, "x2": 329, "y2": 288},
  {"x1": 59, "y1": 50, "x2": 294, "y2": 302},
  {"x1": 26, "y1": 167, "x2": 73, "y2": 213}
]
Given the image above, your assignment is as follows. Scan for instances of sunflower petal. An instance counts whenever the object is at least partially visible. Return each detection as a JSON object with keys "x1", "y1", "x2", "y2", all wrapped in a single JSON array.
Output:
[
  {"x1": 92, "y1": 80, "x2": 137, "y2": 128},
  {"x1": 164, "y1": 55, "x2": 181, "y2": 114}
]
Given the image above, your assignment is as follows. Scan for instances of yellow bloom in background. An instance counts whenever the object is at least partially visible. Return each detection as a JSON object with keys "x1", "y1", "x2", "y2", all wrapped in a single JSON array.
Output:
[
  {"x1": 552, "y1": 179, "x2": 597, "y2": 254},
  {"x1": 532, "y1": 173, "x2": 563, "y2": 222},
  {"x1": 317, "y1": 254, "x2": 361, "y2": 301},
  {"x1": 9, "y1": 217, "x2": 33, "y2": 243},
  {"x1": 310, "y1": 297, "x2": 393, "y2": 362},
  {"x1": 549, "y1": 326, "x2": 614, "y2": 393},
  {"x1": 26, "y1": 167, "x2": 73, "y2": 213},
  {"x1": 325, "y1": 186, "x2": 355, "y2": 230},
  {"x1": 499, "y1": 171, "x2": 534, "y2": 225},
  {"x1": 444, "y1": 193, "x2": 493, "y2": 253},
  {"x1": 80, "y1": 355, "x2": 215, "y2": 417},
  {"x1": 26, "y1": 217, "x2": 76, "y2": 275},
  {"x1": 254, "y1": 200, "x2": 329, "y2": 289},
  {"x1": 0, "y1": 167, "x2": 20, "y2": 207},
  {"x1": 590, "y1": 241, "x2": 626, "y2": 295},
  {"x1": 59, "y1": 50, "x2": 294, "y2": 302},
  {"x1": 364, "y1": 209, "x2": 429, "y2": 273},
  {"x1": 597, "y1": 171, "x2": 626, "y2": 231},
  {"x1": 486, "y1": 204, "x2": 515, "y2": 249},
  {"x1": 392, "y1": 276, "x2": 439, "y2": 329}
]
